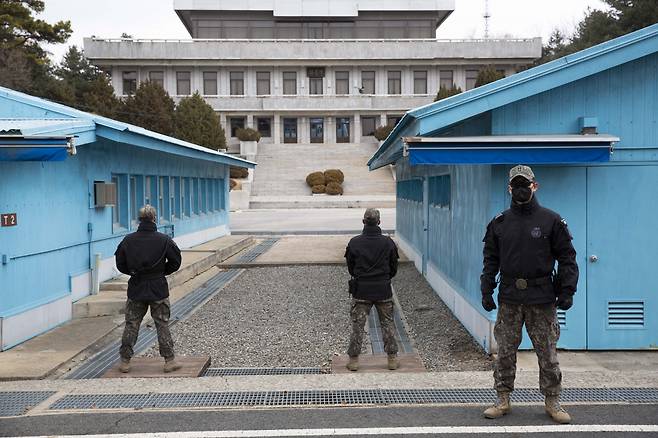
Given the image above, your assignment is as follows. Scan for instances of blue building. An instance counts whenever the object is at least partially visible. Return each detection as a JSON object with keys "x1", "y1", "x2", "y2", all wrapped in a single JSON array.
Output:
[
  {"x1": 0, "y1": 86, "x2": 254, "y2": 350},
  {"x1": 369, "y1": 24, "x2": 658, "y2": 351}
]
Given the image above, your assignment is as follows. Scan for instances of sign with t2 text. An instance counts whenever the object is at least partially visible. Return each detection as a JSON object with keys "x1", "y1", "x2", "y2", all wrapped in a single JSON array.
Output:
[{"x1": 1, "y1": 213, "x2": 17, "y2": 227}]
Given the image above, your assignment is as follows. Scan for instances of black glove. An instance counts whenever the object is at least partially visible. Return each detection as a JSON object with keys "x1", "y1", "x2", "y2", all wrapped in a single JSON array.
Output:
[
  {"x1": 556, "y1": 294, "x2": 573, "y2": 311},
  {"x1": 482, "y1": 294, "x2": 497, "y2": 312}
]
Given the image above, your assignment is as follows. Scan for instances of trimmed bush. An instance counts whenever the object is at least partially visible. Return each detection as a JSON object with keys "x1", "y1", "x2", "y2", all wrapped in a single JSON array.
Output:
[
  {"x1": 326, "y1": 182, "x2": 343, "y2": 195},
  {"x1": 229, "y1": 179, "x2": 238, "y2": 191},
  {"x1": 311, "y1": 184, "x2": 326, "y2": 194},
  {"x1": 374, "y1": 124, "x2": 394, "y2": 141},
  {"x1": 434, "y1": 84, "x2": 463, "y2": 102},
  {"x1": 475, "y1": 66, "x2": 505, "y2": 88},
  {"x1": 324, "y1": 169, "x2": 344, "y2": 184},
  {"x1": 230, "y1": 166, "x2": 249, "y2": 179},
  {"x1": 236, "y1": 127, "x2": 261, "y2": 142},
  {"x1": 306, "y1": 171, "x2": 325, "y2": 187}
]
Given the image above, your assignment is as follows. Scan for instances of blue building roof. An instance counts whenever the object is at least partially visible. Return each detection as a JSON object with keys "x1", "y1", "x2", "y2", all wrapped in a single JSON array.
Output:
[
  {"x1": 0, "y1": 86, "x2": 255, "y2": 168},
  {"x1": 369, "y1": 22, "x2": 658, "y2": 170}
]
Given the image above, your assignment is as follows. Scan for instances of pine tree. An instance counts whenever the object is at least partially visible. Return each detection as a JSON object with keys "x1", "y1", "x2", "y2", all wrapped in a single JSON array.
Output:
[
  {"x1": 474, "y1": 66, "x2": 505, "y2": 88},
  {"x1": 174, "y1": 92, "x2": 227, "y2": 151},
  {"x1": 122, "y1": 81, "x2": 176, "y2": 136},
  {"x1": 434, "y1": 84, "x2": 463, "y2": 102},
  {"x1": 83, "y1": 76, "x2": 124, "y2": 119}
]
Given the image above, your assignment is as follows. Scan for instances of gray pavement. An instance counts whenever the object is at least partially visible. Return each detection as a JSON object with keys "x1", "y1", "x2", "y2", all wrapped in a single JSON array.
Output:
[
  {"x1": 229, "y1": 208, "x2": 396, "y2": 234},
  {"x1": 2, "y1": 405, "x2": 658, "y2": 437}
]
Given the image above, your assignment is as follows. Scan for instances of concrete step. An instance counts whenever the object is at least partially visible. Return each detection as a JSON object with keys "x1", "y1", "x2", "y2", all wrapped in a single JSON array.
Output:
[
  {"x1": 251, "y1": 142, "x2": 395, "y2": 198},
  {"x1": 73, "y1": 236, "x2": 254, "y2": 319},
  {"x1": 249, "y1": 195, "x2": 396, "y2": 209}
]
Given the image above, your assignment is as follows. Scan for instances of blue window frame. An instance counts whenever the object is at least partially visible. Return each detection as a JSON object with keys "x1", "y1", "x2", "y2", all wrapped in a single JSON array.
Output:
[
  {"x1": 182, "y1": 177, "x2": 190, "y2": 217},
  {"x1": 192, "y1": 178, "x2": 199, "y2": 214},
  {"x1": 112, "y1": 173, "x2": 129, "y2": 232},
  {"x1": 396, "y1": 179, "x2": 423, "y2": 202},
  {"x1": 158, "y1": 176, "x2": 169, "y2": 223},
  {"x1": 129, "y1": 175, "x2": 144, "y2": 229},
  {"x1": 170, "y1": 176, "x2": 180, "y2": 220},
  {"x1": 429, "y1": 174, "x2": 451, "y2": 208},
  {"x1": 200, "y1": 178, "x2": 207, "y2": 213}
]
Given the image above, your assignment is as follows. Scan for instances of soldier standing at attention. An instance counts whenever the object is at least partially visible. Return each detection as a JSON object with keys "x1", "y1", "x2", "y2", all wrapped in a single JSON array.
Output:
[
  {"x1": 115, "y1": 205, "x2": 183, "y2": 373},
  {"x1": 345, "y1": 208, "x2": 400, "y2": 371},
  {"x1": 480, "y1": 165, "x2": 579, "y2": 424}
]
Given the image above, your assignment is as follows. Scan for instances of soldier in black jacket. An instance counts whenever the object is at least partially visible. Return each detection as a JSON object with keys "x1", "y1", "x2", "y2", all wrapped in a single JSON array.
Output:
[
  {"x1": 114, "y1": 205, "x2": 182, "y2": 373},
  {"x1": 344, "y1": 208, "x2": 400, "y2": 371},
  {"x1": 480, "y1": 165, "x2": 578, "y2": 424}
]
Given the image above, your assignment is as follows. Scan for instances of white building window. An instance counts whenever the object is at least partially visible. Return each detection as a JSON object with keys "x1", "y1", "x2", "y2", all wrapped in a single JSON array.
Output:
[
  {"x1": 413, "y1": 70, "x2": 427, "y2": 94},
  {"x1": 256, "y1": 71, "x2": 271, "y2": 95},
  {"x1": 177, "y1": 71, "x2": 191, "y2": 95},
  {"x1": 122, "y1": 71, "x2": 137, "y2": 95},
  {"x1": 283, "y1": 71, "x2": 297, "y2": 95},
  {"x1": 309, "y1": 77, "x2": 323, "y2": 95},
  {"x1": 230, "y1": 71, "x2": 244, "y2": 95},
  {"x1": 203, "y1": 71, "x2": 217, "y2": 95},
  {"x1": 439, "y1": 70, "x2": 454, "y2": 89},
  {"x1": 149, "y1": 71, "x2": 164, "y2": 88},
  {"x1": 466, "y1": 69, "x2": 479, "y2": 90},
  {"x1": 388, "y1": 71, "x2": 401, "y2": 95},
  {"x1": 361, "y1": 71, "x2": 375, "y2": 94},
  {"x1": 335, "y1": 71, "x2": 349, "y2": 95}
]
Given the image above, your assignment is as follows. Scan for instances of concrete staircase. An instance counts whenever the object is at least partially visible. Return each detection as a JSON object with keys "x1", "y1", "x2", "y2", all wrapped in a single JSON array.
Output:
[{"x1": 249, "y1": 142, "x2": 396, "y2": 208}]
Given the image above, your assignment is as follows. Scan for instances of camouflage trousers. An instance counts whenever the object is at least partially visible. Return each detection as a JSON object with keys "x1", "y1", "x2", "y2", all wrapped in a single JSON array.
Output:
[
  {"x1": 347, "y1": 298, "x2": 399, "y2": 357},
  {"x1": 494, "y1": 302, "x2": 562, "y2": 396},
  {"x1": 119, "y1": 298, "x2": 175, "y2": 360}
]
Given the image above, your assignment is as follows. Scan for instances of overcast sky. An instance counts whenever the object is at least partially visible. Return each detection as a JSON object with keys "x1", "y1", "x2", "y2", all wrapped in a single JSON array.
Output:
[{"x1": 40, "y1": 0, "x2": 608, "y2": 62}]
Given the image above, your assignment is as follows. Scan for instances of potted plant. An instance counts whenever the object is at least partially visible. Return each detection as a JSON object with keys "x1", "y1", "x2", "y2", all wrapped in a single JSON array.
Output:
[
  {"x1": 374, "y1": 124, "x2": 395, "y2": 147},
  {"x1": 236, "y1": 127, "x2": 261, "y2": 157}
]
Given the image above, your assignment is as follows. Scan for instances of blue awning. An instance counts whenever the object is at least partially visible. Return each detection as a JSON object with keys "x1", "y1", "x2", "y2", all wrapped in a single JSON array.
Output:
[
  {"x1": 0, "y1": 137, "x2": 73, "y2": 161},
  {"x1": 404, "y1": 135, "x2": 618, "y2": 165}
]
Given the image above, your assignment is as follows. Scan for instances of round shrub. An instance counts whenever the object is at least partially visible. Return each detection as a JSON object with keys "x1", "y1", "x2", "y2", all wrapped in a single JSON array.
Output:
[
  {"x1": 230, "y1": 166, "x2": 249, "y2": 179},
  {"x1": 235, "y1": 127, "x2": 261, "y2": 142},
  {"x1": 306, "y1": 171, "x2": 325, "y2": 187},
  {"x1": 324, "y1": 169, "x2": 344, "y2": 184},
  {"x1": 326, "y1": 182, "x2": 343, "y2": 195},
  {"x1": 229, "y1": 179, "x2": 238, "y2": 191},
  {"x1": 374, "y1": 124, "x2": 394, "y2": 141},
  {"x1": 311, "y1": 184, "x2": 326, "y2": 194}
]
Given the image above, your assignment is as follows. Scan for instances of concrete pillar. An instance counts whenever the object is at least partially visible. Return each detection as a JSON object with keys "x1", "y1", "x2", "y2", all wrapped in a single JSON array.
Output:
[
  {"x1": 247, "y1": 114, "x2": 254, "y2": 129},
  {"x1": 353, "y1": 113, "x2": 361, "y2": 144},
  {"x1": 273, "y1": 115, "x2": 281, "y2": 145},
  {"x1": 327, "y1": 117, "x2": 336, "y2": 144},
  {"x1": 299, "y1": 117, "x2": 309, "y2": 143},
  {"x1": 380, "y1": 113, "x2": 387, "y2": 128}
]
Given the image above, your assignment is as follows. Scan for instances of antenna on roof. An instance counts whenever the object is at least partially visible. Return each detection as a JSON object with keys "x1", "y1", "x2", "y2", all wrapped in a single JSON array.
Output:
[{"x1": 484, "y1": 0, "x2": 491, "y2": 39}]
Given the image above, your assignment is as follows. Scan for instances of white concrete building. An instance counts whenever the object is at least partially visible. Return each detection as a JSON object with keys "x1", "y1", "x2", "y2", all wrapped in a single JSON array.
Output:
[{"x1": 84, "y1": 0, "x2": 542, "y2": 148}]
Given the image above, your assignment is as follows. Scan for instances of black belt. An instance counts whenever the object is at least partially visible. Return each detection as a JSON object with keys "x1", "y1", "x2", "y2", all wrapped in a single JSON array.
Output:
[{"x1": 501, "y1": 275, "x2": 552, "y2": 290}]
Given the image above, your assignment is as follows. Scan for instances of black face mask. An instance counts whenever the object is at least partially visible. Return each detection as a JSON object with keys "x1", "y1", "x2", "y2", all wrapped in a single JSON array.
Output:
[{"x1": 511, "y1": 186, "x2": 533, "y2": 203}]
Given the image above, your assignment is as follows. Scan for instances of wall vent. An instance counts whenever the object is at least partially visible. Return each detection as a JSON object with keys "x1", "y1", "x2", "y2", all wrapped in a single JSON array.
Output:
[
  {"x1": 557, "y1": 309, "x2": 567, "y2": 327},
  {"x1": 608, "y1": 301, "x2": 645, "y2": 328}
]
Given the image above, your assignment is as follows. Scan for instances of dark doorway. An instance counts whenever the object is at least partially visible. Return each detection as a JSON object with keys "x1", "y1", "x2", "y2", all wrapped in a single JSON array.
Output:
[
  {"x1": 336, "y1": 117, "x2": 350, "y2": 143},
  {"x1": 283, "y1": 118, "x2": 297, "y2": 143},
  {"x1": 310, "y1": 118, "x2": 324, "y2": 143}
]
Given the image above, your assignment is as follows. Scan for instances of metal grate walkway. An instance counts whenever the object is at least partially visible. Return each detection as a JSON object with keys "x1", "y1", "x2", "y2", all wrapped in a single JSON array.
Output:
[
  {"x1": 369, "y1": 305, "x2": 414, "y2": 354},
  {"x1": 48, "y1": 387, "x2": 658, "y2": 411},
  {"x1": 203, "y1": 367, "x2": 323, "y2": 377},
  {"x1": 0, "y1": 391, "x2": 55, "y2": 417},
  {"x1": 233, "y1": 238, "x2": 279, "y2": 263}
]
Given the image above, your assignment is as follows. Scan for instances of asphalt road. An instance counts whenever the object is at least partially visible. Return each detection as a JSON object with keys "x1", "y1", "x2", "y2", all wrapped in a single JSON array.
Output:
[{"x1": 2, "y1": 404, "x2": 658, "y2": 437}]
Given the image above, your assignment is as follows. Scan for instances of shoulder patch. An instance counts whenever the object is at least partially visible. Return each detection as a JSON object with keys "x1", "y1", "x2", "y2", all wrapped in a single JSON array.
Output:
[{"x1": 494, "y1": 212, "x2": 504, "y2": 222}]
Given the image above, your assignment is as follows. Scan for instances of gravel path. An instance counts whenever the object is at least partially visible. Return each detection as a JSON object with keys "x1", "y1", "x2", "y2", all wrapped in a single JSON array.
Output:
[
  {"x1": 142, "y1": 266, "x2": 369, "y2": 368},
  {"x1": 393, "y1": 264, "x2": 493, "y2": 372},
  {"x1": 142, "y1": 264, "x2": 491, "y2": 372}
]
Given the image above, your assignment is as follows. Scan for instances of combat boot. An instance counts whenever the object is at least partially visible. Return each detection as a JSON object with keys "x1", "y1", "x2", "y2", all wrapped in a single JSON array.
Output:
[
  {"x1": 346, "y1": 356, "x2": 359, "y2": 371},
  {"x1": 118, "y1": 358, "x2": 131, "y2": 373},
  {"x1": 163, "y1": 357, "x2": 182, "y2": 373},
  {"x1": 483, "y1": 391, "x2": 511, "y2": 419},
  {"x1": 545, "y1": 395, "x2": 571, "y2": 424},
  {"x1": 387, "y1": 354, "x2": 399, "y2": 370}
]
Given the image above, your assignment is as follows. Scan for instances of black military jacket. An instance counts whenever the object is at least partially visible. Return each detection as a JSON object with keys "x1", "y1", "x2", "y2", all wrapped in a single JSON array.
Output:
[
  {"x1": 480, "y1": 196, "x2": 579, "y2": 305},
  {"x1": 345, "y1": 225, "x2": 399, "y2": 301},
  {"x1": 115, "y1": 221, "x2": 182, "y2": 302}
]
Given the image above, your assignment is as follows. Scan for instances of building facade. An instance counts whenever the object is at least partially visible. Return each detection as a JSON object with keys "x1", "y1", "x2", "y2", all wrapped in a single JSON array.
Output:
[
  {"x1": 0, "y1": 86, "x2": 253, "y2": 350},
  {"x1": 84, "y1": 0, "x2": 541, "y2": 148},
  {"x1": 369, "y1": 23, "x2": 658, "y2": 352}
]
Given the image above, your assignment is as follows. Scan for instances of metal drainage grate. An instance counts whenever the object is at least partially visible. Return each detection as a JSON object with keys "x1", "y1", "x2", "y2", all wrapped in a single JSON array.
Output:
[
  {"x1": 0, "y1": 391, "x2": 55, "y2": 417},
  {"x1": 49, "y1": 387, "x2": 658, "y2": 411},
  {"x1": 65, "y1": 269, "x2": 242, "y2": 380},
  {"x1": 203, "y1": 367, "x2": 323, "y2": 377},
  {"x1": 234, "y1": 238, "x2": 279, "y2": 263},
  {"x1": 369, "y1": 306, "x2": 414, "y2": 354}
]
